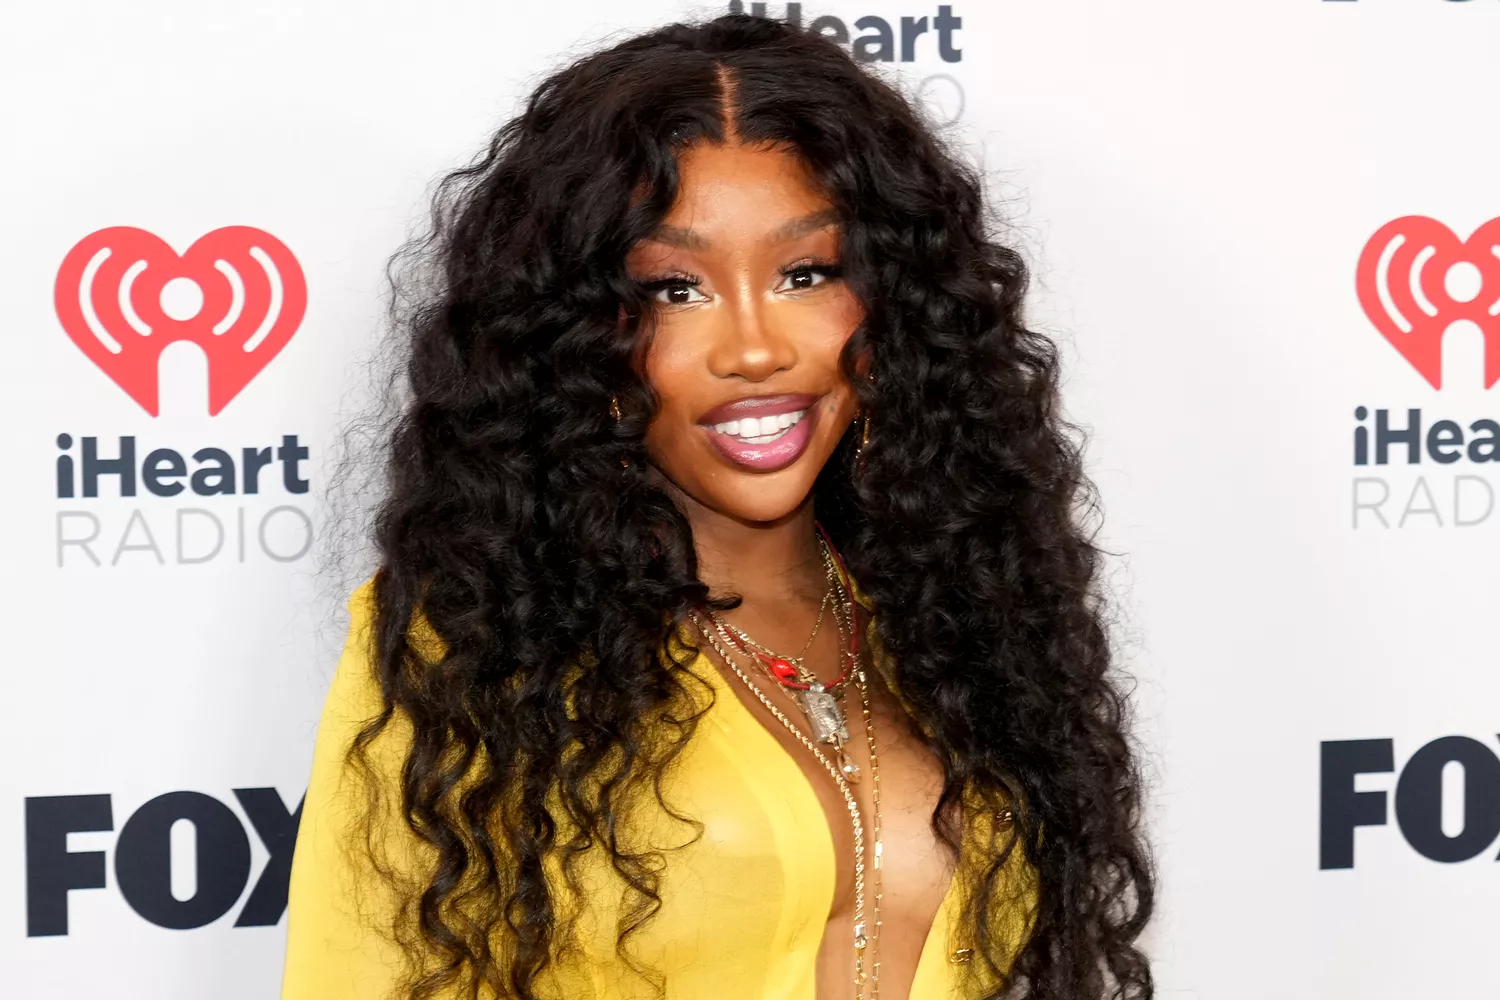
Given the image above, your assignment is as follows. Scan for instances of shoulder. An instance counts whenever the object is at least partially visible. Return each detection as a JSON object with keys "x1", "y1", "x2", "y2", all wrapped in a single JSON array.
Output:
[
  {"x1": 312, "y1": 574, "x2": 424, "y2": 799},
  {"x1": 347, "y1": 573, "x2": 377, "y2": 623},
  {"x1": 323, "y1": 575, "x2": 384, "y2": 732},
  {"x1": 290, "y1": 573, "x2": 427, "y2": 890},
  {"x1": 282, "y1": 575, "x2": 426, "y2": 999},
  {"x1": 333, "y1": 571, "x2": 448, "y2": 705},
  {"x1": 349, "y1": 571, "x2": 449, "y2": 663}
]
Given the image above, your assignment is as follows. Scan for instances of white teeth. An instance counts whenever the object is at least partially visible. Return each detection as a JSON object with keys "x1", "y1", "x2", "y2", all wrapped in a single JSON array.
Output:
[{"x1": 711, "y1": 409, "x2": 806, "y2": 444}]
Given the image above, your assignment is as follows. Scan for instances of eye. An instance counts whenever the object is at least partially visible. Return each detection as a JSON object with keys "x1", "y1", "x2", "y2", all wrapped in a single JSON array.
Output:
[
  {"x1": 776, "y1": 261, "x2": 842, "y2": 293},
  {"x1": 643, "y1": 276, "x2": 709, "y2": 306}
]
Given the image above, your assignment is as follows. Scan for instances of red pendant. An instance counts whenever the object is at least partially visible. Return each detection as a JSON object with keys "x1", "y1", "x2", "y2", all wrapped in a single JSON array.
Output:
[{"x1": 765, "y1": 657, "x2": 798, "y2": 681}]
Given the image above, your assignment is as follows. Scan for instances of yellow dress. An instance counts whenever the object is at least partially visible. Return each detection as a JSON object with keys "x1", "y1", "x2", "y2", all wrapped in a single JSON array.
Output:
[{"x1": 280, "y1": 578, "x2": 1036, "y2": 999}]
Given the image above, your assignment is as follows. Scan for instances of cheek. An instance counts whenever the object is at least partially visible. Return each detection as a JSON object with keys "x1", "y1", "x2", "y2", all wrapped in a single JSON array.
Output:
[
  {"x1": 809, "y1": 288, "x2": 865, "y2": 380},
  {"x1": 642, "y1": 322, "x2": 698, "y2": 413},
  {"x1": 819, "y1": 286, "x2": 864, "y2": 348},
  {"x1": 640, "y1": 320, "x2": 710, "y2": 463}
]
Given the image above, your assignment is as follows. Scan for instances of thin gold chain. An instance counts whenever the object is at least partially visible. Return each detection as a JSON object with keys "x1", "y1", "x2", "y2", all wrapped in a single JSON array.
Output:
[
  {"x1": 857, "y1": 655, "x2": 883, "y2": 993},
  {"x1": 715, "y1": 540, "x2": 840, "y2": 677},
  {"x1": 798, "y1": 585, "x2": 832, "y2": 659},
  {"x1": 723, "y1": 584, "x2": 831, "y2": 667},
  {"x1": 689, "y1": 584, "x2": 883, "y2": 999}
]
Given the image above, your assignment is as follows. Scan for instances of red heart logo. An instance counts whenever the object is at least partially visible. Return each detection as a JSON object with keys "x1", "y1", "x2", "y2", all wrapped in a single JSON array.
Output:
[
  {"x1": 54, "y1": 226, "x2": 306, "y2": 415},
  {"x1": 1355, "y1": 216, "x2": 1500, "y2": 390}
]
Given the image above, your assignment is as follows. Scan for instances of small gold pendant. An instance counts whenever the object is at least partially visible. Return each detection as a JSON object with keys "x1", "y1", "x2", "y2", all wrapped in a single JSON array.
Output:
[{"x1": 837, "y1": 748, "x2": 862, "y2": 784}]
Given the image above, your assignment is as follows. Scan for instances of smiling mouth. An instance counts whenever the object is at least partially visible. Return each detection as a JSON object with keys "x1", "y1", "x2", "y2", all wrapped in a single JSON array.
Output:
[
  {"x1": 698, "y1": 393, "x2": 822, "y2": 472},
  {"x1": 707, "y1": 409, "x2": 808, "y2": 445}
]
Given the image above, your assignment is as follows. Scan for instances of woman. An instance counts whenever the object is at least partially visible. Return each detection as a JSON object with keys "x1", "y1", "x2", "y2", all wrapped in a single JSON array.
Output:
[{"x1": 281, "y1": 13, "x2": 1153, "y2": 1000}]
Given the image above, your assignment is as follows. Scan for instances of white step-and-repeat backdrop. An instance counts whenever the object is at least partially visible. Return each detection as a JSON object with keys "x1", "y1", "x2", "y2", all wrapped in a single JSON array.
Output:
[{"x1": 3, "y1": 1, "x2": 1496, "y2": 997}]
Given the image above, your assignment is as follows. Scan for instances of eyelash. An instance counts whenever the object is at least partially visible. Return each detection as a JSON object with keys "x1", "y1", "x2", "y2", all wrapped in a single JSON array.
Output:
[{"x1": 640, "y1": 259, "x2": 843, "y2": 302}]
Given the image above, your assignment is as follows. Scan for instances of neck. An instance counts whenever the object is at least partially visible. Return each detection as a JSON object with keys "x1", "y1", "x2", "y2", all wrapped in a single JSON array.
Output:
[{"x1": 669, "y1": 486, "x2": 825, "y2": 605}]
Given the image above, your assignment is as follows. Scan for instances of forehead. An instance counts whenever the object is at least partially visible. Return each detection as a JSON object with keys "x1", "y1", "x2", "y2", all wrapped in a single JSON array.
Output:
[{"x1": 659, "y1": 140, "x2": 836, "y2": 233}]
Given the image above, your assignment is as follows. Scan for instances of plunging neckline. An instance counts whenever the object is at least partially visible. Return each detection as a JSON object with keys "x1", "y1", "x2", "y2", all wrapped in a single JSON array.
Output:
[{"x1": 685, "y1": 644, "x2": 962, "y2": 998}]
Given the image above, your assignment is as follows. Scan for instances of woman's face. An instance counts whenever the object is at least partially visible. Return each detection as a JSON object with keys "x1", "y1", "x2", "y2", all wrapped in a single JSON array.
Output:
[{"x1": 626, "y1": 140, "x2": 864, "y2": 526}]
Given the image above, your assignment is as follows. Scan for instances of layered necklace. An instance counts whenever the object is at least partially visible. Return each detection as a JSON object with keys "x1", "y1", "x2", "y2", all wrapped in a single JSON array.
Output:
[{"x1": 688, "y1": 526, "x2": 884, "y2": 998}]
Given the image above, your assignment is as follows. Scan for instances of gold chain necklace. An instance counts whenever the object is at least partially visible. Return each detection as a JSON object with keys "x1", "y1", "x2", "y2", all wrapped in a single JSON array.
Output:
[
  {"x1": 688, "y1": 607, "x2": 884, "y2": 998},
  {"x1": 717, "y1": 542, "x2": 840, "y2": 680},
  {"x1": 705, "y1": 539, "x2": 862, "y2": 767},
  {"x1": 705, "y1": 607, "x2": 862, "y2": 785},
  {"x1": 719, "y1": 585, "x2": 835, "y2": 679}
]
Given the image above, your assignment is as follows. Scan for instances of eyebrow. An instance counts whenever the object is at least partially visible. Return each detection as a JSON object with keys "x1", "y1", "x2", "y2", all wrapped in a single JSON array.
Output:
[{"x1": 649, "y1": 207, "x2": 839, "y2": 251}]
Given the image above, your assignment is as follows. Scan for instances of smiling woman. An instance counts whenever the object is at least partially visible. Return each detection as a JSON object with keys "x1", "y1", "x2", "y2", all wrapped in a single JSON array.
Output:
[{"x1": 280, "y1": 12, "x2": 1153, "y2": 1000}]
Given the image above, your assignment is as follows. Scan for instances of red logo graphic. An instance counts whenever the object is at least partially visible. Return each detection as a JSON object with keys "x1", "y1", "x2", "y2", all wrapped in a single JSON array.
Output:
[
  {"x1": 1356, "y1": 217, "x2": 1500, "y2": 390},
  {"x1": 55, "y1": 226, "x2": 306, "y2": 415}
]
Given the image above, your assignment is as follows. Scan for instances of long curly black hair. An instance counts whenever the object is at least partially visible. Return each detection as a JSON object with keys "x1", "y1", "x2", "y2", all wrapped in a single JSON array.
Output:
[{"x1": 348, "y1": 12, "x2": 1152, "y2": 1000}]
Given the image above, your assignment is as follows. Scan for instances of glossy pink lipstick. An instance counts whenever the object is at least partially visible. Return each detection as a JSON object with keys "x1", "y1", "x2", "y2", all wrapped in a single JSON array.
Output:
[{"x1": 699, "y1": 392, "x2": 822, "y2": 472}]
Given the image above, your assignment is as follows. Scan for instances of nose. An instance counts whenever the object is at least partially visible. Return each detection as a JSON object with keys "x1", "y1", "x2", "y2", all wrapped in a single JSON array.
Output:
[{"x1": 705, "y1": 289, "x2": 798, "y2": 382}]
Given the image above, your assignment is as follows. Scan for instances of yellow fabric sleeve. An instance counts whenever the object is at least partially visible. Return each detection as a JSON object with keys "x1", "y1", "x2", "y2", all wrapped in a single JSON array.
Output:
[{"x1": 280, "y1": 578, "x2": 424, "y2": 1000}]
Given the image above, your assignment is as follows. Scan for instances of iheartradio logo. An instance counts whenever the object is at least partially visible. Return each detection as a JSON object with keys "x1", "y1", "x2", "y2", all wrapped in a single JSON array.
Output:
[
  {"x1": 55, "y1": 226, "x2": 306, "y2": 416},
  {"x1": 1356, "y1": 217, "x2": 1500, "y2": 391}
]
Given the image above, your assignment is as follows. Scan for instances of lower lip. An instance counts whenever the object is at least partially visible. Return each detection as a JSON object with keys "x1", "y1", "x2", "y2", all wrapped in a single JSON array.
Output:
[{"x1": 702, "y1": 408, "x2": 819, "y2": 472}]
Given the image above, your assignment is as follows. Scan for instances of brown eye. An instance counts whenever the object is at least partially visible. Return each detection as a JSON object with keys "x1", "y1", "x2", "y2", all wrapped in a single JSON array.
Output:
[
  {"x1": 775, "y1": 263, "x2": 841, "y2": 293},
  {"x1": 646, "y1": 278, "x2": 708, "y2": 305}
]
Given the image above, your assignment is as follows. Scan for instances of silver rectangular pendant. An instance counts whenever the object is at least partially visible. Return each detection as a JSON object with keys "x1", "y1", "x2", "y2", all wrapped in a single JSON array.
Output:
[{"x1": 799, "y1": 686, "x2": 850, "y2": 745}]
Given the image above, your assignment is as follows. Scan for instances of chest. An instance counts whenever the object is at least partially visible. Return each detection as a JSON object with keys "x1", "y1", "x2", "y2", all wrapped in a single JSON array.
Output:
[
  {"x1": 738, "y1": 674, "x2": 952, "y2": 912},
  {"x1": 695, "y1": 657, "x2": 958, "y2": 997},
  {"x1": 550, "y1": 680, "x2": 991, "y2": 999}
]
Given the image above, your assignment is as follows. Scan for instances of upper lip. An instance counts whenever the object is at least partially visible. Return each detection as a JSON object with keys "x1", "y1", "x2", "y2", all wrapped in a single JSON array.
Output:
[{"x1": 698, "y1": 392, "x2": 821, "y2": 426}]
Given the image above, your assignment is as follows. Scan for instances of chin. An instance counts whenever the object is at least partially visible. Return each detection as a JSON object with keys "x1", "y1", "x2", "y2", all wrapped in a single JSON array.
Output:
[{"x1": 707, "y1": 478, "x2": 820, "y2": 525}]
